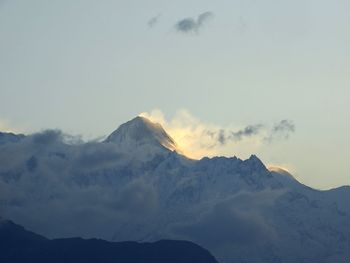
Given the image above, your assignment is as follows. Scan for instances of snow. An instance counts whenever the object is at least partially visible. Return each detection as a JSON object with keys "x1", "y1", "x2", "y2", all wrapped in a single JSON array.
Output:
[
  {"x1": 1, "y1": 116, "x2": 350, "y2": 263},
  {"x1": 104, "y1": 116, "x2": 179, "y2": 160},
  {"x1": 0, "y1": 132, "x2": 25, "y2": 145}
]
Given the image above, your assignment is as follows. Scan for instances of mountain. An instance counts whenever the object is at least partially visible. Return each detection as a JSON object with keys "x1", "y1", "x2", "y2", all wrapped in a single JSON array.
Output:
[
  {"x1": 1, "y1": 116, "x2": 350, "y2": 263},
  {"x1": 0, "y1": 219, "x2": 218, "y2": 263},
  {"x1": 323, "y1": 185, "x2": 350, "y2": 214},
  {"x1": 0, "y1": 132, "x2": 25, "y2": 145},
  {"x1": 104, "y1": 116, "x2": 180, "y2": 160}
]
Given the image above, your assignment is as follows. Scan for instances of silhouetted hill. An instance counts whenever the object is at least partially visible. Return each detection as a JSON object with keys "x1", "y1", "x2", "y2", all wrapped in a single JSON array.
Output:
[{"x1": 0, "y1": 219, "x2": 218, "y2": 263}]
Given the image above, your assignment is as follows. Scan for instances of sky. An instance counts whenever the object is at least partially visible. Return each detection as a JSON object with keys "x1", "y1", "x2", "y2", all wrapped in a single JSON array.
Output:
[{"x1": 0, "y1": 0, "x2": 349, "y2": 189}]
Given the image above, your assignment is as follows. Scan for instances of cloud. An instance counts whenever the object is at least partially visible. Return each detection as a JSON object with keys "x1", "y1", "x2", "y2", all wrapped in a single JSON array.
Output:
[
  {"x1": 230, "y1": 124, "x2": 264, "y2": 141},
  {"x1": 171, "y1": 190, "x2": 282, "y2": 249},
  {"x1": 140, "y1": 109, "x2": 295, "y2": 159},
  {"x1": 175, "y1": 11, "x2": 214, "y2": 34},
  {"x1": 32, "y1": 130, "x2": 63, "y2": 145},
  {"x1": 0, "y1": 133, "x2": 159, "y2": 240},
  {"x1": 113, "y1": 179, "x2": 158, "y2": 215},
  {"x1": 265, "y1": 120, "x2": 295, "y2": 143},
  {"x1": 148, "y1": 14, "x2": 161, "y2": 28},
  {"x1": 273, "y1": 119, "x2": 295, "y2": 136},
  {"x1": 202, "y1": 124, "x2": 264, "y2": 147},
  {"x1": 0, "y1": 119, "x2": 22, "y2": 133},
  {"x1": 197, "y1": 12, "x2": 213, "y2": 26},
  {"x1": 0, "y1": 113, "x2": 293, "y2": 244},
  {"x1": 176, "y1": 18, "x2": 197, "y2": 33}
]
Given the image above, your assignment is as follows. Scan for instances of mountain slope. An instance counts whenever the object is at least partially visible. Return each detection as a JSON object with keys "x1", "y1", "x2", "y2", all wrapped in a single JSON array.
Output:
[
  {"x1": 0, "y1": 132, "x2": 25, "y2": 145},
  {"x1": 1, "y1": 117, "x2": 350, "y2": 263},
  {"x1": 105, "y1": 116, "x2": 179, "y2": 159}
]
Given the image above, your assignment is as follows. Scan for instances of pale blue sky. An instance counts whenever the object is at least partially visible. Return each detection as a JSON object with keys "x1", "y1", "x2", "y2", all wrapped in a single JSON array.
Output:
[{"x1": 0, "y1": 0, "x2": 349, "y2": 189}]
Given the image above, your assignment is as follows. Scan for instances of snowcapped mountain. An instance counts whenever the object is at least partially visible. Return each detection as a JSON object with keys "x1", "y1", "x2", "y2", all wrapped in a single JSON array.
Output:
[
  {"x1": 0, "y1": 132, "x2": 25, "y2": 145},
  {"x1": 1, "y1": 116, "x2": 350, "y2": 263},
  {"x1": 104, "y1": 116, "x2": 179, "y2": 160}
]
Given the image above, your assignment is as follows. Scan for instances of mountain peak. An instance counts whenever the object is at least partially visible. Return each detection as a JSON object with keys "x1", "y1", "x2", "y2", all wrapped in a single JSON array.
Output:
[
  {"x1": 243, "y1": 154, "x2": 267, "y2": 171},
  {"x1": 105, "y1": 116, "x2": 178, "y2": 154}
]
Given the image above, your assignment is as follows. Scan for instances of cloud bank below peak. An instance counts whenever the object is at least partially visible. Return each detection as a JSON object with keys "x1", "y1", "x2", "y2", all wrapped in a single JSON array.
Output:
[{"x1": 139, "y1": 109, "x2": 295, "y2": 159}]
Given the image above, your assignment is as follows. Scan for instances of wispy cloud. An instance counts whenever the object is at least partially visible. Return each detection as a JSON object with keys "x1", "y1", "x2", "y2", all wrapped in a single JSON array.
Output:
[
  {"x1": 266, "y1": 120, "x2": 295, "y2": 142},
  {"x1": 148, "y1": 14, "x2": 161, "y2": 28},
  {"x1": 175, "y1": 11, "x2": 214, "y2": 34},
  {"x1": 140, "y1": 109, "x2": 295, "y2": 159},
  {"x1": 172, "y1": 189, "x2": 282, "y2": 248},
  {"x1": 231, "y1": 124, "x2": 265, "y2": 141}
]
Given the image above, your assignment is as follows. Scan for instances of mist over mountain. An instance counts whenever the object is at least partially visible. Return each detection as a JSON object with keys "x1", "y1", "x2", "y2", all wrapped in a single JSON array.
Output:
[
  {"x1": 0, "y1": 132, "x2": 25, "y2": 145},
  {"x1": 1, "y1": 116, "x2": 350, "y2": 262}
]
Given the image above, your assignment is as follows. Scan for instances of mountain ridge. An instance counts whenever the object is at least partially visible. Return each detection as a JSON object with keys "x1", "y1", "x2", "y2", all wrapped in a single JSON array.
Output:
[
  {"x1": 0, "y1": 219, "x2": 218, "y2": 263},
  {"x1": 1, "y1": 116, "x2": 350, "y2": 262}
]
